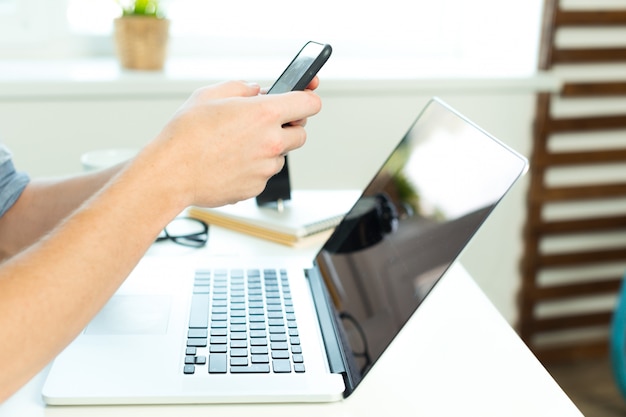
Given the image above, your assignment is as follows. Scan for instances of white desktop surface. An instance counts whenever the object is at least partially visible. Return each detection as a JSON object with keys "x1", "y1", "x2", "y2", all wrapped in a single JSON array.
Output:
[{"x1": 0, "y1": 225, "x2": 583, "y2": 417}]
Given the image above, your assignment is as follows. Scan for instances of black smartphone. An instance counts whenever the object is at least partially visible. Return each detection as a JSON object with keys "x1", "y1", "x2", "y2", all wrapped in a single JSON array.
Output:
[
  {"x1": 267, "y1": 41, "x2": 332, "y2": 94},
  {"x1": 256, "y1": 41, "x2": 332, "y2": 208}
]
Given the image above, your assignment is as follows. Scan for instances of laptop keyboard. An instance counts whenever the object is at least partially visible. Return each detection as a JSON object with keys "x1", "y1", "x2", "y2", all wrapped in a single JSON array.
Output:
[{"x1": 183, "y1": 268, "x2": 306, "y2": 375}]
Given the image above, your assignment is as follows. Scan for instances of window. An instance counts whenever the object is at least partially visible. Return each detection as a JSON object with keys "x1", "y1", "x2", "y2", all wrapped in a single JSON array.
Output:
[
  {"x1": 5, "y1": 0, "x2": 544, "y2": 76},
  {"x1": 0, "y1": 0, "x2": 54, "y2": 46}
]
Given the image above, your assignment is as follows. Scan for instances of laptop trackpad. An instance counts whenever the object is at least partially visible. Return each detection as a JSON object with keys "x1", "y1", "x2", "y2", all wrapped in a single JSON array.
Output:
[{"x1": 85, "y1": 295, "x2": 171, "y2": 335}]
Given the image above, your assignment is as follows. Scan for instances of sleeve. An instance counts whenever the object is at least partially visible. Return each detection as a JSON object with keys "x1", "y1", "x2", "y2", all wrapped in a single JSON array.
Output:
[{"x1": 0, "y1": 144, "x2": 30, "y2": 218}]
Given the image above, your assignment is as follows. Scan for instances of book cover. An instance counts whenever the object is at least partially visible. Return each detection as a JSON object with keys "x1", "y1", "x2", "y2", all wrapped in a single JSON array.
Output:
[{"x1": 188, "y1": 189, "x2": 361, "y2": 247}]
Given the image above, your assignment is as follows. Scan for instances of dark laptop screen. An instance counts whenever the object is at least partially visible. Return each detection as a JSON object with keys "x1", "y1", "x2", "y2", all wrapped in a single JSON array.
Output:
[{"x1": 316, "y1": 98, "x2": 527, "y2": 384}]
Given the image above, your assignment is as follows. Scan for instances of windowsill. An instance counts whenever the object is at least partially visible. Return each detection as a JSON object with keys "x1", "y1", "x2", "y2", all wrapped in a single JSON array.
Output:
[{"x1": 0, "y1": 57, "x2": 561, "y2": 99}]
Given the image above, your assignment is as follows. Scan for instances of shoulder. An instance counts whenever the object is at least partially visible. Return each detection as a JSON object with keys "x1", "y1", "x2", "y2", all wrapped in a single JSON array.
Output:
[{"x1": 0, "y1": 143, "x2": 30, "y2": 218}]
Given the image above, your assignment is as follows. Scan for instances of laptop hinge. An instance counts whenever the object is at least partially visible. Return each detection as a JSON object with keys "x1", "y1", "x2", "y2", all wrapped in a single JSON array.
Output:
[{"x1": 305, "y1": 265, "x2": 361, "y2": 395}]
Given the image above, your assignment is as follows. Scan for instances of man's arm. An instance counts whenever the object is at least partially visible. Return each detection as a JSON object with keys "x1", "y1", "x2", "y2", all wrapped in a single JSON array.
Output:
[
  {"x1": 0, "y1": 80, "x2": 321, "y2": 402},
  {"x1": 0, "y1": 162, "x2": 126, "y2": 260}
]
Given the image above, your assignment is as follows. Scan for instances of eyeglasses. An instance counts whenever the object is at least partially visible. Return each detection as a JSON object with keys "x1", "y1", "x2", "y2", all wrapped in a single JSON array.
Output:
[{"x1": 156, "y1": 217, "x2": 209, "y2": 248}]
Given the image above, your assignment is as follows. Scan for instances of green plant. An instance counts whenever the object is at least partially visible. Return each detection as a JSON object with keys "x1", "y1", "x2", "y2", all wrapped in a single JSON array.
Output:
[{"x1": 117, "y1": 0, "x2": 164, "y2": 17}]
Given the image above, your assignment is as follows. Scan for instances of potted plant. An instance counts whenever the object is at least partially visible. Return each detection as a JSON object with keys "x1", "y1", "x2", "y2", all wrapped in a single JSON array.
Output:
[{"x1": 114, "y1": 0, "x2": 170, "y2": 70}]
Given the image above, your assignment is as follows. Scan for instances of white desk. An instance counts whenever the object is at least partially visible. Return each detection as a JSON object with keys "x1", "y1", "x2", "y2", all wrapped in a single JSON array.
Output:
[{"x1": 0, "y1": 226, "x2": 583, "y2": 417}]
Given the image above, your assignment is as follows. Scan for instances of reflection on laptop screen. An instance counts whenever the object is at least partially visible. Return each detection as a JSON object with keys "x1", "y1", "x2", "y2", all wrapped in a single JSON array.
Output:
[{"x1": 316, "y1": 98, "x2": 527, "y2": 386}]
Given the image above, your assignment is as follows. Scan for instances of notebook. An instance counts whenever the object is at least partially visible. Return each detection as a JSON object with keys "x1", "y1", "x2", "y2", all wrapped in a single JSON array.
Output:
[
  {"x1": 42, "y1": 98, "x2": 528, "y2": 405},
  {"x1": 187, "y1": 189, "x2": 362, "y2": 247}
]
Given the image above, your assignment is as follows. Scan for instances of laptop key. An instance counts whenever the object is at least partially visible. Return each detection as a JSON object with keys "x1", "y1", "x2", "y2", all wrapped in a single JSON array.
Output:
[
  {"x1": 251, "y1": 346, "x2": 268, "y2": 355},
  {"x1": 272, "y1": 359, "x2": 292, "y2": 373},
  {"x1": 271, "y1": 351, "x2": 289, "y2": 359},
  {"x1": 210, "y1": 336, "x2": 227, "y2": 344},
  {"x1": 270, "y1": 334, "x2": 287, "y2": 342},
  {"x1": 210, "y1": 328, "x2": 227, "y2": 337},
  {"x1": 230, "y1": 331, "x2": 247, "y2": 340},
  {"x1": 250, "y1": 338, "x2": 267, "y2": 346},
  {"x1": 230, "y1": 340, "x2": 247, "y2": 348},
  {"x1": 208, "y1": 354, "x2": 227, "y2": 373},
  {"x1": 209, "y1": 344, "x2": 227, "y2": 353},
  {"x1": 230, "y1": 364, "x2": 270, "y2": 373},
  {"x1": 187, "y1": 338, "x2": 207, "y2": 347},
  {"x1": 230, "y1": 348, "x2": 248, "y2": 357},
  {"x1": 230, "y1": 324, "x2": 247, "y2": 332},
  {"x1": 189, "y1": 293, "x2": 209, "y2": 328},
  {"x1": 251, "y1": 354, "x2": 269, "y2": 364},
  {"x1": 269, "y1": 326, "x2": 286, "y2": 334},
  {"x1": 183, "y1": 365, "x2": 195, "y2": 374},
  {"x1": 270, "y1": 342, "x2": 288, "y2": 350},
  {"x1": 188, "y1": 328, "x2": 208, "y2": 338},
  {"x1": 211, "y1": 321, "x2": 227, "y2": 329},
  {"x1": 230, "y1": 357, "x2": 249, "y2": 366}
]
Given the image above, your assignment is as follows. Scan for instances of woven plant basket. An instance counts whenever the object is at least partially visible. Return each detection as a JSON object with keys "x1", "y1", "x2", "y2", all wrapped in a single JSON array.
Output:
[{"x1": 114, "y1": 16, "x2": 170, "y2": 70}]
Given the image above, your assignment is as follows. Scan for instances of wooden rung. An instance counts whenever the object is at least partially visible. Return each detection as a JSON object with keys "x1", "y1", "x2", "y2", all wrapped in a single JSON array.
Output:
[
  {"x1": 533, "y1": 311, "x2": 613, "y2": 332},
  {"x1": 562, "y1": 81, "x2": 626, "y2": 97},
  {"x1": 538, "y1": 247, "x2": 626, "y2": 268},
  {"x1": 532, "y1": 278, "x2": 622, "y2": 300},
  {"x1": 532, "y1": 340, "x2": 608, "y2": 363},
  {"x1": 553, "y1": 47, "x2": 626, "y2": 64},
  {"x1": 546, "y1": 114, "x2": 626, "y2": 133},
  {"x1": 533, "y1": 215, "x2": 626, "y2": 235},
  {"x1": 555, "y1": 10, "x2": 626, "y2": 27},
  {"x1": 536, "y1": 149, "x2": 626, "y2": 166},
  {"x1": 535, "y1": 183, "x2": 626, "y2": 202}
]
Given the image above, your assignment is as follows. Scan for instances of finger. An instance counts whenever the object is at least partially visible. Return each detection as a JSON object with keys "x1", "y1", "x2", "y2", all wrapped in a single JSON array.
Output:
[
  {"x1": 263, "y1": 91, "x2": 322, "y2": 126},
  {"x1": 305, "y1": 76, "x2": 320, "y2": 91},
  {"x1": 279, "y1": 124, "x2": 308, "y2": 154},
  {"x1": 273, "y1": 155, "x2": 286, "y2": 175}
]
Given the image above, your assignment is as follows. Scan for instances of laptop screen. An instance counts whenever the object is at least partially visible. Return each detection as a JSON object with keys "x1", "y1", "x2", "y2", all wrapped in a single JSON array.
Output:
[{"x1": 316, "y1": 98, "x2": 527, "y2": 385}]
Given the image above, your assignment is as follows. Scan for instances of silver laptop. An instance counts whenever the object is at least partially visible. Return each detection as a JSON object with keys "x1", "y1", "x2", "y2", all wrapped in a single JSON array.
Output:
[{"x1": 42, "y1": 98, "x2": 528, "y2": 405}]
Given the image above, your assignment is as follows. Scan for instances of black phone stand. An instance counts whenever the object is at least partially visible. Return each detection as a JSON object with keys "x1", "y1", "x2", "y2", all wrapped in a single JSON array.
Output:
[{"x1": 256, "y1": 156, "x2": 292, "y2": 209}]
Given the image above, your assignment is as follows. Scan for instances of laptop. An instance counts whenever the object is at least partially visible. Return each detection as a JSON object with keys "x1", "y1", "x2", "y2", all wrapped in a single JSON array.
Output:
[{"x1": 42, "y1": 98, "x2": 528, "y2": 405}]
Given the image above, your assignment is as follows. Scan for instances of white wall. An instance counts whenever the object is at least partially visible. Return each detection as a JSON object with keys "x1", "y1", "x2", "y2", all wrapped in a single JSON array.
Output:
[{"x1": 0, "y1": 62, "x2": 558, "y2": 324}]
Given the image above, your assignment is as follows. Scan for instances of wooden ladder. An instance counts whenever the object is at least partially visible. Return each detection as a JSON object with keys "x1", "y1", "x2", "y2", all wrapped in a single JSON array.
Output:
[{"x1": 519, "y1": 0, "x2": 626, "y2": 362}]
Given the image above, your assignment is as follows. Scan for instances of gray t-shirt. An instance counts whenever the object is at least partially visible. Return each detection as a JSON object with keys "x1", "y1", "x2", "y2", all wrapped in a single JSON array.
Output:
[{"x1": 0, "y1": 144, "x2": 30, "y2": 217}]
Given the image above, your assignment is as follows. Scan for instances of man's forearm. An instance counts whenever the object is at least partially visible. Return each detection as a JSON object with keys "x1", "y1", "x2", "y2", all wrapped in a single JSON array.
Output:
[
  {"x1": 0, "y1": 162, "x2": 126, "y2": 260},
  {"x1": 0, "y1": 148, "x2": 183, "y2": 401}
]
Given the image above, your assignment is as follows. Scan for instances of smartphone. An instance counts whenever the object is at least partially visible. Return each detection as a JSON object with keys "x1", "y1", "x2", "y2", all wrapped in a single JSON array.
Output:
[
  {"x1": 267, "y1": 41, "x2": 333, "y2": 95},
  {"x1": 256, "y1": 41, "x2": 332, "y2": 207}
]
